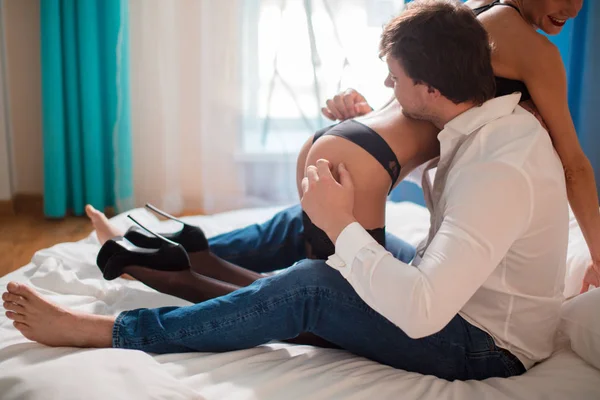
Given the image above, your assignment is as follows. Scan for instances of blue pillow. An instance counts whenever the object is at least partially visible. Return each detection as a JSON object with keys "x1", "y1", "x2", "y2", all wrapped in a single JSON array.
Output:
[{"x1": 388, "y1": 181, "x2": 426, "y2": 206}]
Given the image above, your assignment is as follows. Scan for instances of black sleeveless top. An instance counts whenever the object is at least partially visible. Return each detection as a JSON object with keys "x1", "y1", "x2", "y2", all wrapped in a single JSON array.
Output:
[{"x1": 473, "y1": 0, "x2": 532, "y2": 102}]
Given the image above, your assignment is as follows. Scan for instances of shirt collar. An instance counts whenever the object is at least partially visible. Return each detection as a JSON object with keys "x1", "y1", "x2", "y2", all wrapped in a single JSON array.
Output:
[{"x1": 440, "y1": 93, "x2": 522, "y2": 140}]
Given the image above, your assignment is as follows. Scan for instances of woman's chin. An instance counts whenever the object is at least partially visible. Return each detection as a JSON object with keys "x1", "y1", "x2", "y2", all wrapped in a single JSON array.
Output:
[{"x1": 539, "y1": 24, "x2": 564, "y2": 36}]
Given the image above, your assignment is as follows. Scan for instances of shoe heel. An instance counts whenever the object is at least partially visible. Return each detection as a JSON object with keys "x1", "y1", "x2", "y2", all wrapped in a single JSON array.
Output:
[
  {"x1": 127, "y1": 214, "x2": 192, "y2": 267},
  {"x1": 145, "y1": 203, "x2": 185, "y2": 224},
  {"x1": 124, "y1": 207, "x2": 208, "y2": 253},
  {"x1": 127, "y1": 215, "x2": 180, "y2": 247}
]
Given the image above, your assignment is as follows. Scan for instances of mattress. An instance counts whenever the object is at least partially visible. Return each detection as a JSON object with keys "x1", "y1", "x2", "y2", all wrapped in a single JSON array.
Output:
[{"x1": 1, "y1": 202, "x2": 599, "y2": 400}]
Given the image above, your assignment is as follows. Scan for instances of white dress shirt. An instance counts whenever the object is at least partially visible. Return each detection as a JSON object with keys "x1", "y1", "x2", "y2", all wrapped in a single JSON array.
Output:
[{"x1": 326, "y1": 94, "x2": 569, "y2": 369}]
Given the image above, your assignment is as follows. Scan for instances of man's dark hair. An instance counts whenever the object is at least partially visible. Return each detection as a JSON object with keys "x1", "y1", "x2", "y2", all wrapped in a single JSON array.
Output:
[{"x1": 380, "y1": 0, "x2": 496, "y2": 105}]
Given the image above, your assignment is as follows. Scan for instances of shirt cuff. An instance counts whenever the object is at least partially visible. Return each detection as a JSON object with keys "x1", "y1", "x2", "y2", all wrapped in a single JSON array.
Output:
[{"x1": 326, "y1": 222, "x2": 378, "y2": 272}]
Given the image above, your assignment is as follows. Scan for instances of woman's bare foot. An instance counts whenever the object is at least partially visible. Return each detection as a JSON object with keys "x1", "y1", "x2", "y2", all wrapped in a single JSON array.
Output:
[
  {"x1": 2, "y1": 282, "x2": 114, "y2": 348},
  {"x1": 85, "y1": 204, "x2": 123, "y2": 245}
]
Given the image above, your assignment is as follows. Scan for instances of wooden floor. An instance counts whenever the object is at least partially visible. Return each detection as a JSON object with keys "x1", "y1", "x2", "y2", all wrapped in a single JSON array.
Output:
[
  {"x1": 0, "y1": 206, "x2": 204, "y2": 279},
  {"x1": 0, "y1": 212, "x2": 93, "y2": 278}
]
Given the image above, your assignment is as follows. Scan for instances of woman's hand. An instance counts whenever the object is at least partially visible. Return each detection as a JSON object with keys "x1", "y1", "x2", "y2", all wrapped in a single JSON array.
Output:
[
  {"x1": 321, "y1": 89, "x2": 372, "y2": 121},
  {"x1": 580, "y1": 261, "x2": 600, "y2": 294}
]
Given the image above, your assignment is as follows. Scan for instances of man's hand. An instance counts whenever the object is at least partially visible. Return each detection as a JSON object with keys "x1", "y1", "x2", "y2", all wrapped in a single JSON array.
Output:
[
  {"x1": 301, "y1": 159, "x2": 357, "y2": 243},
  {"x1": 580, "y1": 260, "x2": 600, "y2": 294},
  {"x1": 321, "y1": 88, "x2": 372, "y2": 121}
]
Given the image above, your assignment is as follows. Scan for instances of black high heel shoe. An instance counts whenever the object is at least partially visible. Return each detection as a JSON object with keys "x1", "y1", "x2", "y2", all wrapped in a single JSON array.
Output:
[
  {"x1": 124, "y1": 204, "x2": 209, "y2": 252},
  {"x1": 97, "y1": 215, "x2": 191, "y2": 280}
]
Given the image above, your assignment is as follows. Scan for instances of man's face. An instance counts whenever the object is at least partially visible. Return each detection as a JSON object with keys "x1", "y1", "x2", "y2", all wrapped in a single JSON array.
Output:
[{"x1": 385, "y1": 56, "x2": 433, "y2": 121}]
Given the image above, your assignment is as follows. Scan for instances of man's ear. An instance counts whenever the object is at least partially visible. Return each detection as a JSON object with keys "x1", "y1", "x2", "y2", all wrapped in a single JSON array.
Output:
[{"x1": 426, "y1": 85, "x2": 441, "y2": 99}]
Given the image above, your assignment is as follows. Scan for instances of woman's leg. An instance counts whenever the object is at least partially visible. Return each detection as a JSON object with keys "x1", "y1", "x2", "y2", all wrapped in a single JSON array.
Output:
[
  {"x1": 4, "y1": 261, "x2": 524, "y2": 381},
  {"x1": 118, "y1": 266, "x2": 241, "y2": 304},
  {"x1": 86, "y1": 204, "x2": 305, "y2": 285}
]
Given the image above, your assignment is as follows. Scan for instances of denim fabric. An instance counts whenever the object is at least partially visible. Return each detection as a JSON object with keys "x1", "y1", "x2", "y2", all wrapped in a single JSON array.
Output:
[
  {"x1": 207, "y1": 204, "x2": 416, "y2": 272},
  {"x1": 113, "y1": 259, "x2": 525, "y2": 381}
]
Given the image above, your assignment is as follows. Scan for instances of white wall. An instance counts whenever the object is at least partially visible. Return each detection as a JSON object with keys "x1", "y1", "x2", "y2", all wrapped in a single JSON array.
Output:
[
  {"x1": 0, "y1": 0, "x2": 13, "y2": 200},
  {"x1": 2, "y1": 0, "x2": 43, "y2": 195}
]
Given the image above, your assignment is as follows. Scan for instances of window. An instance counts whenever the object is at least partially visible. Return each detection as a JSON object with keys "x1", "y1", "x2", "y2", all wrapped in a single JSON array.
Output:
[{"x1": 241, "y1": 0, "x2": 405, "y2": 155}]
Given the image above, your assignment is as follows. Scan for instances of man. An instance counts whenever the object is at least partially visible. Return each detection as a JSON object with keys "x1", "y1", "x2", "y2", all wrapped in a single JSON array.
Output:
[{"x1": 2, "y1": 0, "x2": 567, "y2": 381}]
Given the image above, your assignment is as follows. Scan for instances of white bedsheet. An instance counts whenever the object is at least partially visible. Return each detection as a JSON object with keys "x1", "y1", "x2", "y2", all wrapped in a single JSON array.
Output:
[{"x1": 1, "y1": 202, "x2": 599, "y2": 400}]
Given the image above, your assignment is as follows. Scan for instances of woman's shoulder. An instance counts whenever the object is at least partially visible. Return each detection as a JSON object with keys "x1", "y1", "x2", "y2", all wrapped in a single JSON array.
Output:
[
  {"x1": 504, "y1": 24, "x2": 562, "y2": 76},
  {"x1": 479, "y1": 6, "x2": 560, "y2": 75}
]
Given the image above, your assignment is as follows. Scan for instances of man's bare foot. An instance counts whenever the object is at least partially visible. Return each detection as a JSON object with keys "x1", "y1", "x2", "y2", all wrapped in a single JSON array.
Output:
[
  {"x1": 2, "y1": 282, "x2": 115, "y2": 348},
  {"x1": 85, "y1": 204, "x2": 123, "y2": 245}
]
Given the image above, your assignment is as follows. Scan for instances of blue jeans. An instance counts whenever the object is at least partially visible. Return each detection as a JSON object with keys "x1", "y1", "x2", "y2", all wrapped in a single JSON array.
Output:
[
  {"x1": 113, "y1": 260, "x2": 525, "y2": 381},
  {"x1": 207, "y1": 204, "x2": 416, "y2": 273},
  {"x1": 112, "y1": 205, "x2": 525, "y2": 380}
]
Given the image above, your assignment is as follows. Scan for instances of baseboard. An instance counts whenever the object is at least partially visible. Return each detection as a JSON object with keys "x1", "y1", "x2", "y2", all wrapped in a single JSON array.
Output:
[
  {"x1": 2, "y1": 194, "x2": 137, "y2": 218},
  {"x1": 0, "y1": 194, "x2": 44, "y2": 217},
  {"x1": 12, "y1": 193, "x2": 44, "y2": 216}
]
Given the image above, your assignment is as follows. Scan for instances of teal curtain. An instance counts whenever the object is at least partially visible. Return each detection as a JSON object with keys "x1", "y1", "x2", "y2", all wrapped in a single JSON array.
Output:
[
  {"x1": 40, "y1": 0, "x2": 133, "y2": 218},
  {"x1": 547, "y1": 1, "x2": 600, "y2": 194}
]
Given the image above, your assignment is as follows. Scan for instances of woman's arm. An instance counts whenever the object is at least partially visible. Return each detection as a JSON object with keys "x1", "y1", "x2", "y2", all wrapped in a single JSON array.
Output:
[
  {"x1": 521, "y1": 40, "x2": 600, "y2": 292},
  {"x1": 321, "y1": 88, "x2": 393, "y2": 121}
]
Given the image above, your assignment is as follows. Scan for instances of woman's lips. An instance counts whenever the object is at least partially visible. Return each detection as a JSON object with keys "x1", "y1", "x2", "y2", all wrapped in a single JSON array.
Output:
[{"x1": 548, "y1": 16, "x2": 567, "y2": 27}]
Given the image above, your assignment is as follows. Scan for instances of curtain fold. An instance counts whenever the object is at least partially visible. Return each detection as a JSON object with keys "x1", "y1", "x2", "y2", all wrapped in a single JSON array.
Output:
[
  {"x1": 40, "y1": 0, "x2": 133, "y2": 217},
  {"x1": 129, "y1": 0, "x2": 245, "y2": 215}
]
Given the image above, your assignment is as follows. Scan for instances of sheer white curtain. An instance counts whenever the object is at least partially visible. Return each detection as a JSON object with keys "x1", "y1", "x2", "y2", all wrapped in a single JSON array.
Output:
[
  {"x1": 129, "y1": 0, "x2": 245, "y2": 215},
  {"x1": 128, "y1": 0, "x2": 404, "y2": 214}
]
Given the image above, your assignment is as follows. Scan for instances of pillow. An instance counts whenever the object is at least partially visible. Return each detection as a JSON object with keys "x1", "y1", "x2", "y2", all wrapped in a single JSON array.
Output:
[{"x1": 558, "y1": 287, "x2": 600, "y2": 370}]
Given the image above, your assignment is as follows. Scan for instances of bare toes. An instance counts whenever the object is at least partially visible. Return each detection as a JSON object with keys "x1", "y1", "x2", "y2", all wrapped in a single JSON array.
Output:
[
  {"x1": 3, "y1": 301, "x2": 25, "y2": 313},
  {"x1": 3, "y1": 292, "x2": 27, "y2": 306},
  {"x1": 85, "y1": 204, "x2": 96, "y2": 218},
  {"x1": 5, "y1": 311, "x2": 26, "y2": 323},
  {"x1": 7, "y1": 282, "x2": 36, "y2": 300}
]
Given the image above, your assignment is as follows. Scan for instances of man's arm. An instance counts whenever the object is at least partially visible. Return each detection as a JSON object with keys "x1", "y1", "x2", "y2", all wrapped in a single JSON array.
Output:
[{"x1": 308, "y1": 161, "x2": 532, "y2": 338}]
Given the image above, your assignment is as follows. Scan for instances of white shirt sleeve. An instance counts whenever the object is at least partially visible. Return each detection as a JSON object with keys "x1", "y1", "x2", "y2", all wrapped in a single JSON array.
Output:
[{"x1": 326, "y1": 162, "x2": 532, "y2": 338}]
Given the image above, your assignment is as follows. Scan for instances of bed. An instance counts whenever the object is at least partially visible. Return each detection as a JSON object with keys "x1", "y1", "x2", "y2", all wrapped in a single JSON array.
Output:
[{"x1": 1, "y1": 202, "x2": 599, "y2": 400}]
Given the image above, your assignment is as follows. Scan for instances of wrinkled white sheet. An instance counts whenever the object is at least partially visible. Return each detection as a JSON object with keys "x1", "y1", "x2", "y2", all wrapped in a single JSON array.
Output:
[{"x1": 1, "y1": 202, "x2": 599, "y2": 400}]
